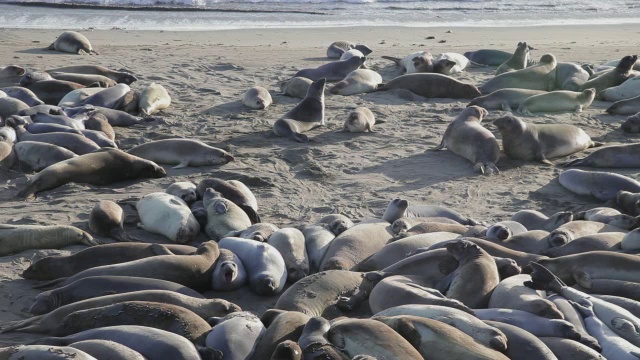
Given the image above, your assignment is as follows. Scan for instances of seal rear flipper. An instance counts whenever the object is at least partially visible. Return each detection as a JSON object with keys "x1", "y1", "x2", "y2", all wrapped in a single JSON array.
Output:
[
  {"x1": 0, "y1": 316, "x2": 42, "y2": 334},
  {"x1": 239, "y1": 204, "x2": 261, "y2": 224},
  {"x1": 150, "y1": 243, "x2": 174, "y2": 255},
  {"x1": 32, "y1": 277, "x2": 67, "y2": 290},
  {"x1": 172, "y1": 160, "x2": 190, "y2": 169}
]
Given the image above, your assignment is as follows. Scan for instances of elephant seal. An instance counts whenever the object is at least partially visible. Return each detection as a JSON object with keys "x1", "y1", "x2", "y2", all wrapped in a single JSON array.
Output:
[
  {"x1": 485, "y1": 221, "x2": 528, "y2": 241},
  {"x1": 467, "y1": 88, "x2": 545, "y2": 111},
  {"x1": 13, "y1": 141, "x2": 77, "y2": 172},
  {"x1": 493, "y1": 115, "x2": 601, "y2": 164},
  {"x1": 211, "y1": 248, "x2": 247, "y2": 291},
  {"x1": 432, "y1": 106, "x2": 500, "y2": 175},
  {"x1": 546, "y1": 294, "x2": 601, "y2": 350},
  {"x1": 70, "y1": 340, "x2": 145, "y2": 360},
  {"x1": 268, "y1": 228, "x2": 309, "y2": 283},
  {"x1": 480, "y1": 54, "x2": 557, "y2": 94},
  {"x1": 63, "y1": 105, "x2": 150, "y2": 126},
  {"x1": 31, "y1": 325, "x2": 203, "y2": 359},
  {"x1": 623, "y1": 229, "x2": 640, "y2": 250},
  {"x1": 555, "y1": 62, "x2": 591, "y2": 91},
  {"x1": 316, "y1": 214, "x2": 354, "y2": 235},
  {"x1": 391, "y1": 217, "x2": 461, "y2": 235},
  {"x1": 79, "y1": 83, "x2": 130, "y2": 109},
  {"x1": 540, "y1": 337, "x2": 606, "y2": 360},
  {"x1": 493, "y1": 230, "x2": 551, "y2": 254},
  {"x1": 202, "y1": 189, "x2": 252, "y2": 240},
  {"x1": 326, "y1": 41, "x2": 372, "y2": 59},
  {"x1": 404, "y1": 205, "x2": 479, "y2": 225},
  {"x1": 543, "y1": 233, "x2": 625, "y2": 257},
  {"x1": 138, "y1": 83, "x2": 170, "y2": 115},
  {"x1": 547, "y1": 220, "x2": 626, "y2": 247},
  {"x1": 559, "y1": 169, "x2": 640, "y2": 201},
  {"x1": 298, "y1": 317, "x2": 349, "y2": 359},
  {"x1": 330, "y1": 69, "x2": 382, "y2": 95},
  {"x1": 280, "y1": 77, "x2": 313, "y2": 98},
  {"x1": 225, "y1": 223, "x2": 278, "y2": 242},
  {"x1": 49, "y1": 72, "x2": 116, "y2": 87},
  {"x1": 243, "y1": 86, "x2": 272, "y2": 110},
  {"x1": 38, "y1": 241, "x2": 220, "y2": 291},
  {"x1": 518, "y1": 89, "x2": 596, "y2": 114},
  {"x1": 206, "y1": 312, "x2": 265, "y2": 360},
  {"x1": 496, "y1": 42, "x2": 531, "y2": 75},
  {"x1": 0, "y1": 97, "x2": 29, "y2": 118},
  {"x1": 302, "y1": 225, "x2": 335, "y2": 273},
  {"x1": 30, "y1": 275, "x2": 205, "y2": 314},
  {"x1": 83, "y1": 113, "x2": 114, "y2": 140},
  {"x1": 320, "y1": 220, "x2": 393, "y2": 271},
  {"x1": 617, "y1": 190, "x2": 640, "y2": 216},
  {"x1": 483, "y1": 321, "x2": 558, "y2": 360},
  {"x1": 52, "y1": 301, "x2": 211, "y2": 345},
  {"x1": 378, "y1": 73, "x2": 481, "y2": 99},
  {"x1": 25, "y1": 80, "x2": 85, "y2": 105},
  {"x1": 474, "y1": 308, "x2": 581, "y2": 339},
  {"x1": 375, "y1": 315, "x2": 510, "y2": 360},
  {"x1": 0, "y1": 141, "x2": 15, "y2": 169},
  {"x1": 580, "y1": 55, "x2": 638, "y2": 94},
  {"x1": 488, "y1": 274, "x2": 563, "y2": 319},
  {"x1": 29, "y1": 111, "x2": 84, "y2": 129},
  {"x1": 432, "y1": 53, "x2": 470, "y2": 75},
  {"x1": 464, "y1": 49, "x2": 514, "y2": 66},
  {"x1": 166, "y1": 181, "x2": 197, "y2": 205},
  {"x1": 575, "y1": 207, "x2": 639, "y2": 229},
  {"x1": 375, "y1": 304, "x2": 508, "y2": 351},
  {"x1": 196, "y1": 178, "x2": 259, "y2": 223},
  {"x1": 511, "y1": 210, "x2": 573, "y2": 231},
  {"x1": 602, "y1": 77, "x2": 640, "y2": 101},
  {"x1": 136, "y1": 192, "x2": 200, "y2": 244},
  {"x1": 444, "y1": 239, "x2": 500, "y2": 308},
  {"x1": 89, "y1": 200, "x2": 137, "y2": 242},
  {"x1": 48, "y1": 31, "x2": 98, "y2": 55},
  {"x1": 327, "y1": 318, "x2": 423, "y2": 359},
  {"x1": 341, "y1": 107, "x2": 376, "y2": 132},
  {"x1": 340, "y1": 49, "x2": 364, "y2": 61},
  {"x1": 609, "y1": 95, "x2": 640, "y2": 115},
  {"x1": 381, "y1": 51, "x2": 433, "y2": 73},
  {"x1": 564, "y1": 143, "x2": 640, "y2": 168},
  {"x1": 0, "y1": 224, "x2": 96, "y2": 256},
  {"x1": 0, "y1": 345, "x2": 97, "y2": 359},
  {"x1": 622, "y1": 111, "x2": 640, "y2": 133},
  {"x1": 0, "y1": 64, "x2": 26, "y2": 84},
  {"x1": 218, "y1": 237, "x2": 287, "y2": 295},
  {"x1": 2, "y1": 86, "x2": 45, "y2": 106},
  {"x1": 251, "y1": 310, "x2": 309, "y2": 360},
  {"x1": 273, "y1": 78, "x2": 325, "y2": 143},
  {"x1": 577, "y1": 279, "x2": 640, "y2": 302},
  {"x1": 295, "y1": 57, "x2": 365, "y2": 82},
  {"x1": 22, "y1": 243, "x2": 196, "y2": 280},
  {"x1": 2, "y1": 289, "x2": 238, "y2": 334},
  {"x1": 0, "y1": 123, "x2": 17, "y2": 143},
  {"x1": 57, "y1": 88, "x2": 104, "y2": 107},
  {"x1": 128, "y1": 138, "x2": 234, "y2": 168},
  {"x1": 47, "y1": 65, "x2": 138, "y2": 85}
]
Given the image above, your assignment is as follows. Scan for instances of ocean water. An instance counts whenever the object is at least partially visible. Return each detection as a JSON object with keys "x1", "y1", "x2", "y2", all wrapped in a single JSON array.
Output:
[{"x1": 0, "y1": 0, "x2": 639, "y2": 30}]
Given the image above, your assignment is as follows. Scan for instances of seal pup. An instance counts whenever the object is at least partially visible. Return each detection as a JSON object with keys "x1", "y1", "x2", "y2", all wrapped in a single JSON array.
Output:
[
  {"x1": 467, "y1": 88, "x2": 545, "y2": 111},
  {"x1": 294, "y1": 57, "x2": 365, "y2": 82},
  {"x1": 206, "y1": 312, "x2": 265, "y2": 360},
  {"x1": 0, "y1": 125, "x2": 17, "y2": 143},
  {"x1": 518, "y1": 88, "x2": 596, "y2": 114},
  {"x1": 302, "y1": 225, "x2": 335, "y2": 273},
  {"x1": 431, "y1": 106, "x2": 500, "y2": 175},
  {"x1": 18, "y1": 149, "x2": 166, "y2": 200},
  {"x1": 608, "y1": 95, "x2": 640, "y2": 115},
  {"x1": 326, "y1": 41, "x2": 372, "y2": 59},
  {"x1": 127, "y1": 138, "x2": 234, "y2": 168},
  {"x1": 138, "y1": 83, "x2": 170, "y2": 116},
  {"x1": 485, "y1": 220, "x2": 528, "y2": 241},
  {"x1": 136, "y1": 192, "x2": 200, "y2": 244},
  {"x1": 48, "y1": 31, "x2": 98, "y2": 55},
  {"x1": 433, "y1": 52, "x2": 470, "y2": 75},
  {"x1": 602, "y1": 77, "x2": 640, "y2": 101},
  {"x1": 564, "y1": 143, "x2": 640, "y2": 168},
  {"x1": 280, "y1": 77, "x2": 312, "y2": 98},
  {"x1": 197, "y1": 178, "x2": 260, "y2": 223},
  {"x1": 0, "y1": 345, "x2": 97, "y2": 359},
  {"x1": 329, "y1": 69, "x2": 382, "y2": 95},
  {"x1": 166, "y1": 181, "x2": 197, "y2": 205},
  {"x1": 202, "y1": 189, "x2": 252, "y2": 240},
  {"x1": 480, "y1": 54, "x2": 557, "y2": 94},
  {"x1": 493, "y1": 115, "x2": 601, "y2": 164},
  {"x1": 218, "y1": 237, "x2": 286, "y2": 295},
  {"x1": 559, "y1": 169, "x2": 640, "y2": 201},
  {"x1": 211, "y1": 248, "x2": 247, "y2": 291},
  {"x1": 13, "y1": 141, "x2": 78, "y2": 172},
  {"x1": 316, "y1": 214, "x2": 354, "y2": 235},
  {"x1": 543, "y1": 233, "x2": 625, "y2": 257},
  {"x1": 243, "y1": 86, "x2": 272, "y2": 109},
  {"x1": 48, "y1": 65, "x2": 138, "y2": 85},
  {"x1": 580, "y1": 55, "x2": 638, "y2": 94},
  {"x1": 0, "y1": 224, "x2": 96, "y2": 256},
  {"x1": 378, "y1": 73, "x2": 481, "y2": 99},
  {"x1": 273, "y1": 78, "x2": 325, "y2": 143},
  {"x1": 89, "y1": 200, "x2": 138, "y2": 242},
  {"x1": 381, "y1": 51, "x2": 434, "y2": 73},
  {"x1": 342, "y1": 107, "x2": 376, "y2": 132},
  {"x1": 58, "y1": 88, "x2": 104, "y2": 107},
  {"x1": 340, "y1": 48, "x2": 365, "y2": 62},
  {"x1": 496, "y1": 42, "x2": 531, "y2": 75},
  {"x1": 511, "y1": 210, "x2": 573, "y2": 231}
]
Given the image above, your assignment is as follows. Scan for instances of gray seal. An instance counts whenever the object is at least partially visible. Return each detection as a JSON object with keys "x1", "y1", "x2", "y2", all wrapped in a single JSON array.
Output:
[
  {"x1": 431, "y1": 106, "x2": 500, "y2": 175},
  {"x1": 273, "y1": 78, "x2": 325, "y2": 143},
  {"x1": 559, "y1": 169, "x2": 640, "y2": 201},
  {"x1": 467, "y1": 88, "x2": 545, "y2": 111},
  {"x1": 17, "y1": 148, "x2": 166, "y2": 200},
  {"x1": 493, "y1": 115, "x2": 601, "y2": 164},
  {"x1": 128, "y1": 138, "x2": 234, "y2": 168},
  {"x1": 294, "y1": 57, "x2": 365, "y2": 82},
  {"x1": 48, "y1": 31, "x2": 98, "y2": 55},
  {"x1": 378, "y1": 73, "x2": 481, "y2": 99}
]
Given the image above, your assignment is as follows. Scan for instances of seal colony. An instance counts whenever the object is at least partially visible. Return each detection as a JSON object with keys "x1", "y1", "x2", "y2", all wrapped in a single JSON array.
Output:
[{"x1": 3, "y1": 26, "x2": 640, "y2": 359}]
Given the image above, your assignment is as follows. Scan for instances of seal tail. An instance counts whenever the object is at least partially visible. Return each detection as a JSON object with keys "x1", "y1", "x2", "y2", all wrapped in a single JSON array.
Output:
[
  {"x1": 380, "y1": 56, "x2": 402, "y2": 65},
  {"x1": 524, "y1": 262, "x2": 566, "y2": 293},
  {"x1": 33, "y1": 277, "x2": 67, "y2": 290},
  {"x1": 0, "y1": 316, "x2": 42, "y2": 333}
]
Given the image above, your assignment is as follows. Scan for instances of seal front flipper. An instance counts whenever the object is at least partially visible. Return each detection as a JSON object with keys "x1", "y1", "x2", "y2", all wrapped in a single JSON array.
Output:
[{"x1": 172, "y1": 160, "x2": 190, "y2": 169}]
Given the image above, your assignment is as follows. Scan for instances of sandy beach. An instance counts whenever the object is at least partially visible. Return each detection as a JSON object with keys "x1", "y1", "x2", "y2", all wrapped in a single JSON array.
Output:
[{"x1": 0, "y1": 24, "x2": 639, "y2": 346}]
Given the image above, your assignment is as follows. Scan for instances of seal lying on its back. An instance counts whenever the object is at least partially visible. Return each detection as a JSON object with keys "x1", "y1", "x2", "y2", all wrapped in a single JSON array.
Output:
[
  {"x1": 330, "y1": 69, "x2": 382, "y2": 95},
  {"x1": 381, "y1": 51, "x2": 433, "y2": 73},
  {"x1": 378, "y1": 73, "x2": 481, "y2": 99},
  {"x1": 17, "y1": 148, "x2": 166, "y2": 200},
  {"x1": 273, "y1": 78, "x2": 325, "y2": 143},
  {"x1": 432, "y1": 106, "x2": 500, "y2": 175},
  {"x1": 48, "y1": 31, "x2": 98, "y2": 55}
]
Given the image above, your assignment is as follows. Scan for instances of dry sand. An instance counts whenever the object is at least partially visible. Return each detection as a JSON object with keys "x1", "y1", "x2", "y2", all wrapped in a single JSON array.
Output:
[{"x1": 0, "y1": 25, "x2": 639, "y2": 345}]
